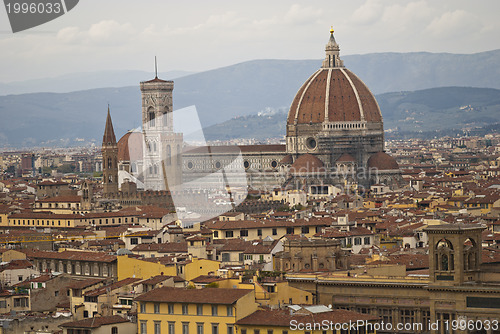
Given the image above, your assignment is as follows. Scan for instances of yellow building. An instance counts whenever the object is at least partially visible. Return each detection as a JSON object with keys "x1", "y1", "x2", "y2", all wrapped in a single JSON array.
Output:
[
  {"x1": 34, "y1": 195, "x2": 86, "y2": 214},
  {"x1": 117, "y1": 255, "x2": 220, "y2": 281},
  {"x1": 206, "y1": 276, "x2": 313, "y2": 306},
  {"x1": 117, "y1": 255, "x2": 177, "y2": 281},
  {"x1": 7, "y1": 212, "x2": 84, "y2": 228},
  {"x1": 206, "y1": 218, "x2": 331, "y2": 241},
  {"x1": 135, "y1": 287, "x2": 258, "y2": 334}
]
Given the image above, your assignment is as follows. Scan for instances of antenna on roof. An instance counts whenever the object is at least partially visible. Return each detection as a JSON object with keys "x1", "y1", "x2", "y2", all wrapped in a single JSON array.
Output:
[{"x1": 155, "y1": 56, "x2": 158, "y2": 79}]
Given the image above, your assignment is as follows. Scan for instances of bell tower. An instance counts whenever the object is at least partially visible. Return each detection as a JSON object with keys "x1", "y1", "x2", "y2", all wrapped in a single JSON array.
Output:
[
  {"x1": 102, "y1": 107, "x2": 119, "y2": 196},
  {"x1": 140, "y1": 59, "x2": 183, "y2": 191},
  {"x1": 425, "y1": 223, "x2": 484, "y2": 286}
]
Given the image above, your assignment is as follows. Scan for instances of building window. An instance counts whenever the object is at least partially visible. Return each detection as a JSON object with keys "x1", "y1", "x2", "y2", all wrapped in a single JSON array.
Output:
[
  {"x1": 267, "y1": 331, "x2": 273, "y2": 334},
  {"x1": 354, "y1": 237, "x2": 361, "y2": 245},
  {"x1": 212, "y1": 324, "x2": 219, "y2": 334},
  {"x1": 140, "y1": 303, "x2": 146, "y2": 313},
  {"x1": 197, "y1": 304, "x2": 203, "y2": 315},
  {"x1": 301, "y1": 226, "x2": 309, "y2": 234},
  {"x1": 227, "y1": 325, "x2": 234, "y2": 334},
  {"x1": 154, "y1": 321, "x2": 161, "y2": 334},
  {"x1": 272, "y1": 228, "x2": 277, "y2": 235},
  {"x1": 225, "y1": 231, "x2": 233, "y2": 238},
  {"x1": 364, "y1": 237, "x2": 371, "y2": 245},
  {"x1": 241, "y1": 331, "x2": 247, "y2": 334},
  {"x1": 286, "y1": 227, "x2": 294, "y2": 235},
  {"x1": 227, "y1": 306, "x2": 233, "y2": 316},
  {"x1": 211, "y1": 305, "x2": 218, "y2": 316},
  {"x1": 257, "y1": 229, "x2": 262, "y2": 236},
  {"x1": 221, "y1": 253, "x2": 230, "y2": 262},
  {"x1": 154, "y1": 303, "x2": 160, "y2": 314},
  {"x1": 197, "y1": 323, "x2": 204, "y2": 334},
  {"x1": 168, "y1": 322, "x2": 175, "y2": 334},
  {"x1": 168, "y1": 304, "x2": 174, "y2": 314},
  {"x1": 254, "y1": 330, "x2": 260, "y2": 334},
  {"x1": 183, "y1": 323, "x2": 189, "y2": 334},
  {"x1": 213, "y1": 231, "x2": 219, "y2": 238},
  {"x1": 240, "y1": 229, "x2": 248, "y2": 237},
  {"x1": 182, "y1": 304, "x2": 189, "y2": 315},
  {"x1": 140, "y1": 321, "x2": 148, "y2": 334}
]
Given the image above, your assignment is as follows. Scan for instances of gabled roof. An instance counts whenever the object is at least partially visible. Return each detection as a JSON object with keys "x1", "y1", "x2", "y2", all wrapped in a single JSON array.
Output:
[
  {"x1": 60, "y1": 315, "x2": 129, "y2": 328},
  {"x1": 135, "y1": 287, "x2": 252, "y2": 304}
]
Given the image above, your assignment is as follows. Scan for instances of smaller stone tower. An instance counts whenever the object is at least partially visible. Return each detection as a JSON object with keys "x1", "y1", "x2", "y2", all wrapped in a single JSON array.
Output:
[
  {"x1": 425, "y1": 223, "x2": 484, "y2": 286},
  {"x1": 102, "y1": 107, "x2": 119, "y2": 196}
]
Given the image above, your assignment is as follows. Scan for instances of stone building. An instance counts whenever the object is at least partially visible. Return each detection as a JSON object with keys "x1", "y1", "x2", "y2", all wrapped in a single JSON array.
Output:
[
  {"x1": 275, "y1": 238, "x2": 348, "y2": 272},
  {"x1": 286, "y1": 224, "x2": 500, "y2": 333},
  {"x1": 24, "y1": 249, "x2": 117, "y2": 278}
]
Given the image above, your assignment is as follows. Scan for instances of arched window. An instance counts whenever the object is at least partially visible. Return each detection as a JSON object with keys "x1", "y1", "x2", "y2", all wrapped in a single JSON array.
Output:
[
  {"x1": 148, "y1": 107, "x2": 155, "y2": 127},
  {"x1": 107, "y1": 158, "x2": 112, "y2": 169},
  {"x1": 437, "y1": 239, "x2": 454, "y2": 271}
]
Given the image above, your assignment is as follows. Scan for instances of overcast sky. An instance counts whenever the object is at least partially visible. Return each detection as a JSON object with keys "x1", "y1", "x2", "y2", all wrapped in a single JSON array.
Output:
[{"x1": 1, "y1": 0, "x2": 499, "y2": 83}]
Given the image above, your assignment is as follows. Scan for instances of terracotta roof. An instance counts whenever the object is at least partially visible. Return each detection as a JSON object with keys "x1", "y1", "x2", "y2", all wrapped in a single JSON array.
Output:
[
  {"x1": 280, "y1": 154, "x2": 293, "y2": 164},
  {"x1": 287, "y1": 68, "x2": 382, "y2": 125},
  {"x1": 135, "y1": 275, "x2": 183, "y2": 286},
  {"x1": 135, "y1": 287, "x2": 252, "y2": 304},
  {"x1": 60, "y1": 315, "x2": 129, "y2": 328},
  {"x1": 0, "y1": 259, "x2": 33, "y2": 271},
  {"x1": 132, "y1": 242, "x2": 188, "y2": 253},
  {"x1": 67, "y1": 278, "x2": 107, "y2": 290},
  {"x1": 237, "y1": 308, "x2": 378, "y2": 327},
  {"x1": 291, "y1": 154, "x2": 325, "y2": 173},
  {"x1": 85, "y1": 277, "x2": 140, "y2": 297},
  {"x1": 37, "y1": 180, "x2": 69, "y2": 187},
  {"x1": 367, "y1": 152, "x2": 399, "y2": 170},
  {"x1": 336, "y1": 153, "x2": 356, "y2": 163},
  {"x1": 37, "y1": 195, "x2": 81, "y2": 203},
  {"x1": 23, "y1": 249, "x2": 116, "y2": 263},
  {"x1": 144, "y1": 77, "x2": 171, "y2": 83},
  {"x1": 117, "y1": 131, "x2": 143, "y2": 162}
]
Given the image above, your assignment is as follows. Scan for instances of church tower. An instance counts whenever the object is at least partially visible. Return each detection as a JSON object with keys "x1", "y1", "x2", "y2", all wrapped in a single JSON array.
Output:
[
  {"x1": 425, "y1": 223, "x2": 484, "y2": 286},
  {"x1": 102, "y1": 107, "x2": 119, "y2": 196},
  {"x1": 140, "y1": 62, "x2": 183, "y2": 191}
]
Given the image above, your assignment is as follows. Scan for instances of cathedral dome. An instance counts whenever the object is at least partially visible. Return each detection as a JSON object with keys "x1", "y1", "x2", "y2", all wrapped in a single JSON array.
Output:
[
  {"x1": 287, "y1": 30, "x2": 382, "y2": 126},
  {"x1": 367, "y1": 152, "x2": 399, "y2": 170},
  {"x1": 291, "y1": 154, "x2": 324, "y2": 173},
  {"x1": 118, "y1": 131, "x2": 143, "y2": 162}
]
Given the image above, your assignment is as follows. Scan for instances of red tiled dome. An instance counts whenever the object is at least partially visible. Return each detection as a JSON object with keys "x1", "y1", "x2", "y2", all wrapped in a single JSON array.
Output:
[
  {"x1": 280, "y1": 154, "x2": 293, "y2": 164},
  {"x1": 336, "y1": 153, "x2": 356, "y2": 163},
  {"x1": 118, "y1": 131, "x2": 143, "y2": 162},
  {"x1": 291, "y1": 154, "x2": 324, "y2": 173},
  {"x1": 367, "y1": 152, "x2": 399, "y2": 170},
  {"x1": 287, "y1": 68, "x2": 382, "y2": 125}
]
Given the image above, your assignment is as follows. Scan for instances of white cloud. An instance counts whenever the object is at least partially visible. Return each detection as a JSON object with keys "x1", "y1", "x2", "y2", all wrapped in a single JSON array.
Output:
[
  {"x1": 351, "y1": 0, "x2": 383, "y2": 25},
  {"x1": 284, "y1": 4, "x2": 322, "y2": 25},
  {"x1": 425, "y1": 10, "x2": 479, "y2": 38},
  {"x1": 56, "y1": 26, "x2": 81, "y2": 43},
  {"x1": 87, "y1": 20, "x2": 134, "y2": 44}
]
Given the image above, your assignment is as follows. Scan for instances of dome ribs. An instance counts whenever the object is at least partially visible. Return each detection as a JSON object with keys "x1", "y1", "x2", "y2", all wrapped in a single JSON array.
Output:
[
  {"x1": 344, "y1": 70, "x2": 383, "y2": 123},
  {"x1": 297, "y1": 69, "x2": 327, "y2": 124}
]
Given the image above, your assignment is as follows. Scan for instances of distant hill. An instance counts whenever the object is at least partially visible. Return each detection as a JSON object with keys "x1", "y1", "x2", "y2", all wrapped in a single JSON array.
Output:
[
  {"x1": 2, "y1": 50, "x2": 500, "y2": 147},
  {"x1": 203, "y1": 87, "x2": 500, "y2": 141},
  {"x1": 0, "y1": 70, "x2": 193, "y2": 95}
]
